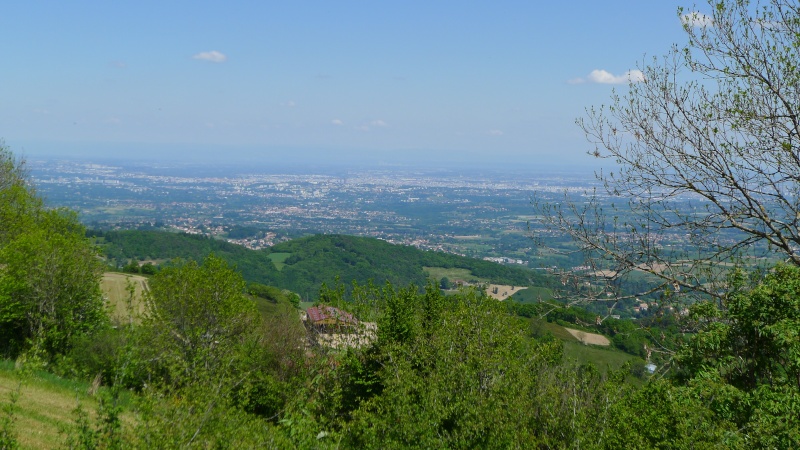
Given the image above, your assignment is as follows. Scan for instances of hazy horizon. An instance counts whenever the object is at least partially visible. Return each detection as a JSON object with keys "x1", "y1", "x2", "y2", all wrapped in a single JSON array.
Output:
[
  {"x1": 1, "y1": 1, "x2": 695, "y2": 168},
  {"x1": 18, "y1": 140, "x2": 612, "y2": 174}
]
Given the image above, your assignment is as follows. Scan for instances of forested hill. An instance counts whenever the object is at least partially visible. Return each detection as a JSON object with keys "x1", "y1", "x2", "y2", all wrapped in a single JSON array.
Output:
[
  {"x1": 270, "y1": 234, "x2": 544, "y2": 296},
  {"x1": 96, "y1": 230, "x2": 546, "y2": 298},
  {"x1": 98, "y1": 230, "x2": 282, "y2": 283}
]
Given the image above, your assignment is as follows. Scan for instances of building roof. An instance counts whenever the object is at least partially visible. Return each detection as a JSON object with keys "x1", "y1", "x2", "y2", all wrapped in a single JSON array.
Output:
[{"x1": 306, "y1": 305, "x2": 358, "y2": 325}]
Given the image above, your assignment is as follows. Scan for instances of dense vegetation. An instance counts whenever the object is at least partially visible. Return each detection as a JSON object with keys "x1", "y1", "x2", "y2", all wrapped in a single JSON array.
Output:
[
  {"x1": 97, "y1": 229, "x2": 283, "y2": 283},
  {"x1": 271, "y1": 234, "x2": 541, "y2": 296},
  {"x1": 0, "y1": 147, "x2": 106, "y2": 360}
]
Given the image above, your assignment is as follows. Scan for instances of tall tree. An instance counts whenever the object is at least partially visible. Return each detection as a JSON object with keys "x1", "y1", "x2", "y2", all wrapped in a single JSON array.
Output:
[
  {"x1": 141, "y1": 255, "x2": 259, "y2": 385},
  {"x1": 538, "y1": 0, "x2": 800, "y2": 303},
  {"x1": 0, "y1": 145, "x2": 105, "y2": 358},
  {"x1": 0, "y1": 142, "x2": 39, "y2": 246}
]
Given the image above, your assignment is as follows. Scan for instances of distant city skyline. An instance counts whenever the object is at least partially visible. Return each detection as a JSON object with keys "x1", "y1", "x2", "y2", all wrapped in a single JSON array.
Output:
[{"x1": 2, "y1": 1, "x2": 695, "y2": 167}]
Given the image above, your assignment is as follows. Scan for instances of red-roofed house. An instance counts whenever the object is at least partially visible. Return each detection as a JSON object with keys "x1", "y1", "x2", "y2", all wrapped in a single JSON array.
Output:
[{"x1": 306, "y1": 305, "x2": 359, "y2": 329}]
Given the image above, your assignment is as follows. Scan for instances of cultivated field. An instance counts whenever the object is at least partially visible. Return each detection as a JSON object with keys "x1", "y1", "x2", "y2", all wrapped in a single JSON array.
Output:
[
  {"x1": 485, "y1": 284, "x2": 527, "y2": 300},
  {"x1": 563, "y1": 327, "x2": 611, "y2": 346}
]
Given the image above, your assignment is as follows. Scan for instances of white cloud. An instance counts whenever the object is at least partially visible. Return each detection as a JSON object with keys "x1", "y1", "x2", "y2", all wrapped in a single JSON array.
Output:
[
  {"x1": 488, "y1": 129, "x2": 504, "y2": 136},
  {"x1": 192, "y1": 50, "x2": 227, "y2": 63},
  {"x1": 681, "y1": 11, "x2": 713, "y2": 28},
  {"x1": 282, "y1": 100, "x2": 296, "y2": 107},
  {"x1": 331, "y1": 119, "x2": 344, "y2": 126},
  {"x1": 570, "y1": 69, "x2": 644, "y2": 85},
  {"x1": 370, "y1": 119, "x2": 387, "y2": 127}
]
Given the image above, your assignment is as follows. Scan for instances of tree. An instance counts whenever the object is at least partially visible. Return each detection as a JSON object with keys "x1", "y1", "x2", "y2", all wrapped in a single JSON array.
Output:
[
  {"x1": 0, "y1": 144, "x2": 106, "y2": 358},
  {"x1": 135, "y1": 255, "x2": 303, "y2": 446},
  {"x1": 677, "y1": 264, "x2": 800, "y2": 392},
  {"x1": 140, "y1": 262, "x2": 157, "y2": 275},
  {"x1": 0, "y1": 143, "x2": 39, "y2": 247},
  {"x1": 538, "y1": 0, "x2": 800, "y2": 303},
  {"x1": 141, "y1": 255, "x2": 258, "y2": 385},
  {"x1": 0, "y1": 211, "x2": 106, "y2": 357},
  {"x1": 645, "y1": 264, "x2": 800, "y2": 448},
  {"x1": 122, "y1": 259, "x2": 140, "y2": 274}
]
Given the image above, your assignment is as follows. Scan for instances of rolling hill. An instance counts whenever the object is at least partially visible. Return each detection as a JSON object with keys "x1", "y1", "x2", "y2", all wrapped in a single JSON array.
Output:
[{"x1": 96, "y1": 231, "x2": 550, "y2": 300}]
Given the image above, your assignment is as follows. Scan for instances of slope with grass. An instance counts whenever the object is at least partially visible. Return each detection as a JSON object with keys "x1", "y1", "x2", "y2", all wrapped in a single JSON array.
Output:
[
  {"x1": 101, "y1": 272, "x2": 148, "y2": 323},
  {"x1": 0, "y1": 362, "x2": 133, "y2": 449}
]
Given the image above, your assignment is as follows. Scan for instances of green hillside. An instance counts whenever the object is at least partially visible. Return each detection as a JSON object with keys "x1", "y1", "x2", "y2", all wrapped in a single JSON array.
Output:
[
  {"x1": 98, "y1": 230, "x2": 282, "y2": 284},
  {"x1": 97, "y1": 231, "x2": 550, "y2": 300}
]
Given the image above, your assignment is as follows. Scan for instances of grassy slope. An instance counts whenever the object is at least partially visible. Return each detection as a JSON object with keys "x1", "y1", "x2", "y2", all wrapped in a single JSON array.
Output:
[
  {"x1": 424, "y1": 266, "x2": 482, "y2": 283},
  {"x1": 268, "y1": 252, "x2": 291, "y2": 271},
  {"x1": 536, "y1": 320, "x2": 642, "y2": 374},
  {"x1": 0, "y1": 362, "x2": 133, "y2": 449},
  {"x1": 562, "y1": 341, "x2": 641, "y2": 372},
  {"x1": 102, "y1": 271, "x2": 296, "y2": 325},
  {"x1": 101, "y1": 272, "x2": 148, "y2": 322}
]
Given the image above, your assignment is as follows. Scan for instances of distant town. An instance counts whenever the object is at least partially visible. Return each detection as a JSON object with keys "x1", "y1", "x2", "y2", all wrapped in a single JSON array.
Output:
[
  {"x1": 29, "y1": 157, "x2": 750, "y2": 270},
  {"x1": 29, "y1": 159, "x2": 593, "y2": 263}
]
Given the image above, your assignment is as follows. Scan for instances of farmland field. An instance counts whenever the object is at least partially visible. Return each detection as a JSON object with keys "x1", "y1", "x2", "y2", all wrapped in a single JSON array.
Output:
[
  {"x1": 268, "y1": 252, "x2": 291, "y2": 271},
  {"x1": 563, "y1": 327, "x2": 611, "y2": 346},
  {"x1": 486, "y1": 284, "x2": 527, "y2": 300}
]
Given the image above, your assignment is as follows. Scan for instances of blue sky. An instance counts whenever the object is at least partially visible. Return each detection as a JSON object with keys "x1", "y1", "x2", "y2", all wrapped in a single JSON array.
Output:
[{"x1": 1, "y1": 1, "x2": 696, "y2": 167}]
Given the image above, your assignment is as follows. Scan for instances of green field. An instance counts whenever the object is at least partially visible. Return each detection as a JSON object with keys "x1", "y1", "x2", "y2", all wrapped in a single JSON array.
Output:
[
  {"x1": 267, "y1": 252, "x2": 291, "y2": 271},
  {"x1": 538, "y1": 320, "x2": 579, "y2": 341},
  {"x1": 531, "y1": 320, "x2": 642, "y2": 375},
  {"x1": 562, "y1": 341, "x2": 642, "y2": 373},
  {"x1": 511, "y1": 286, "x2": 554, "y2": 303},
  {"x1": 423, "y1": 266, "x2": 484, "y2": 284}
]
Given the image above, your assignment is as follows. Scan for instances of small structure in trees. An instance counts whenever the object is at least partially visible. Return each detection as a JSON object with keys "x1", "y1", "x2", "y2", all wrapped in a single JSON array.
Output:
[
  {"x1": 305, "y1": 305, "x2": 375, "y2": 349},
  {"x1": 306, "y1": 305, "x2": 359, "y2": 331}
]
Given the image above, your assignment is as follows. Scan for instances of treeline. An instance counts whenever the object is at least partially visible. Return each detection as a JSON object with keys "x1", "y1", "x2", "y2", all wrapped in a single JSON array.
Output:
[{"x1": 96, "y1": 231, "x2": 547, "y2": 299}]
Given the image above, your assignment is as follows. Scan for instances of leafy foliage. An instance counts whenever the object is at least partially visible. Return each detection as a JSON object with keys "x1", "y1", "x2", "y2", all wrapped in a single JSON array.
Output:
[
  {"x1": 0, "y1": 145, "x2": 106, "y2": 360},
  {"x1": 140, "y1": 255, "x2": 259, "y2": 387},
  {"x1": 667, "y1": 264, "x2": 800, "y2": 447}
]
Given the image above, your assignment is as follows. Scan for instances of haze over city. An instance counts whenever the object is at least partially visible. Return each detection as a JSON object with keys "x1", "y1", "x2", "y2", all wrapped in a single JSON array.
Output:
[{"x1": 2, "y1": 1, "x2": 692, "y2": 168}]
